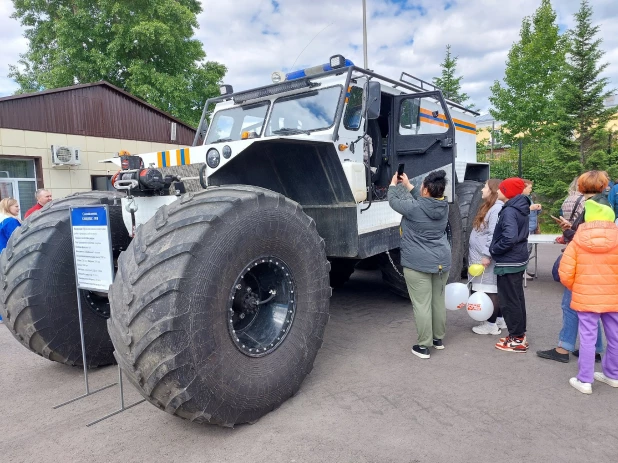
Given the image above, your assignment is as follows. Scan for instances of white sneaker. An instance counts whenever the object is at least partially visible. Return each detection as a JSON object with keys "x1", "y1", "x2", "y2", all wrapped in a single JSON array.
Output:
[
  {"x1": 472, "y1": 321, "x2": 501, "y2": 335},
  {"x1": 569, "y1": 377, "x2": 592, "y2": 394},
  {"x1": 594, "y1": 372, "x2": 618, "y2": 388},
  {"x1": 496, "y1": 317, "x2": 507, "y2": 330}
]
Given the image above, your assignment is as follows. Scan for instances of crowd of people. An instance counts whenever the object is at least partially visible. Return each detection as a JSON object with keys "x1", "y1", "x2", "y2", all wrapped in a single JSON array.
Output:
[
  {"x1": 0, "y1": 188, "x2": 52, "y2": 324},
  {"x1": 388, "y1": 169, "x2": 618, "y2": 395}
]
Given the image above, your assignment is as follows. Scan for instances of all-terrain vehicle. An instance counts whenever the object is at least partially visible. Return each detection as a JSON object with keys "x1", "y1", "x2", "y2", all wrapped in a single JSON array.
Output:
[{"x1": 0, "y1": 55, "x2": 487, "y2": 426}]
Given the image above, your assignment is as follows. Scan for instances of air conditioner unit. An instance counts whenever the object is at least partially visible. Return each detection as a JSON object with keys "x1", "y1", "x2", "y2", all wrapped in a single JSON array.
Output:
[{"x1": 51, "y1": 145, "x2": 81, "y2": 166}]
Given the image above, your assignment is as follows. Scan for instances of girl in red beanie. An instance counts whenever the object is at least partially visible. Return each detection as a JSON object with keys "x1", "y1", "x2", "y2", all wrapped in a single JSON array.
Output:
[{"x1": 489, "y1": 178, "x2": 531, "y2": 352}]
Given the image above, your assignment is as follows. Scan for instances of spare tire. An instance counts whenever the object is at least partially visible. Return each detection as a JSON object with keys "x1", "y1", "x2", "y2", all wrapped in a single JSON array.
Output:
[
  {"x1": 108, "y1": 186, "x2": 331, "y2": 427},
  {"x1": 0, "y1": 192, "x2": 130, "y2": 367},
  {"x1": 379, "y1": 200, "x2": 464, "y2": 298}
]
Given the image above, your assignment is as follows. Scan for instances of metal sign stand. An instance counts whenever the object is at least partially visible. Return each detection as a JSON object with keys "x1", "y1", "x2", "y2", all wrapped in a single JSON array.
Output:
[
  {"x1": 53, "y1": 205, "x2": 145, "y2": 425},
  {"x1": 86, "y1": 367, "x2": 145, "y2": 426}
]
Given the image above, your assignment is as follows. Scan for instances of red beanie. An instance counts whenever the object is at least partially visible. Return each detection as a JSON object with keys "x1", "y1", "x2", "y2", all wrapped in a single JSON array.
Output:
[{"x1": 499, "y1": 178, "x2": 525, "y2": 199}]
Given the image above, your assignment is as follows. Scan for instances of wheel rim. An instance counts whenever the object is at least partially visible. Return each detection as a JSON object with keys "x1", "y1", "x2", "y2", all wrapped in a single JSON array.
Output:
[
  {"x1": 83, "y1": 290, "x2": 111, "y2": 318},
  {"x1": 227, "y1": 256, "x2": 296, "y2": 357},
  {"x1": 82, "y1": 249, "x2": 125, "y2": 320}
]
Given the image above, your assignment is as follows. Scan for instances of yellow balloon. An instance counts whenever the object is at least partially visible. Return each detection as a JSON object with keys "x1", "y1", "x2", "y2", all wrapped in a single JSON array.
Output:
[{"x1": 468, "y1": 264, "x2": 485, "y2": 277}]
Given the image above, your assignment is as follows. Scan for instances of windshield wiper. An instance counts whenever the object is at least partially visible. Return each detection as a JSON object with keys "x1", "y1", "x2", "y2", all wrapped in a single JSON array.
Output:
[
  {"x1": 272, "y1": 128, "x2": 311, "y2": 136},
  {"x1": 209, "y1": 138, "x2": 233, "y2": 144}
]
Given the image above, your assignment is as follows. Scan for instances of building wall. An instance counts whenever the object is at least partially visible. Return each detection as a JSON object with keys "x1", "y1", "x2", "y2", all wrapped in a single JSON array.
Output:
[
  {"x1": 0, "y1": 84, "x2": 196, "y2": 145},
  {"x1": 0, "y1": 127, "x2": 189, "y2": 199}
]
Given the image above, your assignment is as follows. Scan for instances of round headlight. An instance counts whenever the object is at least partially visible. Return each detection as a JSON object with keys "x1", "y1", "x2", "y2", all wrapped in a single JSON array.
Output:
[
  {"x1": 222, "y1": 145, "x2": 232, "y2": 159},
  {"x1": 206, "y1": 148, "x2": 220, "y2": 168}
]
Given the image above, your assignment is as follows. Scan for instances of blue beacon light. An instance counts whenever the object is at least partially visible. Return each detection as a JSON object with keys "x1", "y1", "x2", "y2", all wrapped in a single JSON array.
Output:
[{"x1": 284, "y1": 59, "x2": 354, "y2": 82}]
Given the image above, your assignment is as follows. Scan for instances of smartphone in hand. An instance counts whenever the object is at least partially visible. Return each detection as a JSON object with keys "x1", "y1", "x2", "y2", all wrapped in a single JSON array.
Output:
[
  {"x1": 397, "y1": 163, "x2": 405, "y2": 178},
  {"x1": 550, "y1": 215, "x2": 563, "y2": 223}
]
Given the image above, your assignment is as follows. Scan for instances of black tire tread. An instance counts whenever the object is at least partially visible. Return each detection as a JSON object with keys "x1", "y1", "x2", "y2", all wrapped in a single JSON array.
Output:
[
  {"x1": 108, "y1": 185, "x2": 331, "y2": 427},
  {"x1": 456, "y1": 181, "x2": 484, "y2": 272},
  {"x1": 0, "y1": 191, "x2": 127, "y2": 367}
]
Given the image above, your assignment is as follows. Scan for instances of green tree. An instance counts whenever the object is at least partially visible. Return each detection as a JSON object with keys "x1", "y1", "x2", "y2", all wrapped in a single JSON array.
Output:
[
  {"x1": 553, "y1": 0, "x2": 616, "y2": 164},
  {"x1": 489, "y1": 0, "x2": 567, "y2": 141},
  {"x1": 432, "y1": 44, "x2": 472, "y2": 106},
  {"x1": 8, "y1": 0, "x2": 226, "y2": 126}
]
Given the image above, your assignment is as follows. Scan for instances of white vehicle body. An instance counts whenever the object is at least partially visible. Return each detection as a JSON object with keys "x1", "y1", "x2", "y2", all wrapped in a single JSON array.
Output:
[{"x1": 109, "y1": 63, "x2": 486, "y2": 259}]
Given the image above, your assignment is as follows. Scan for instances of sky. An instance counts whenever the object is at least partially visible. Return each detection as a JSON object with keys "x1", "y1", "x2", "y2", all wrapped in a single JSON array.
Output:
[{"x1": 1, "y1": 0, "x2": 617, "y2": 115}]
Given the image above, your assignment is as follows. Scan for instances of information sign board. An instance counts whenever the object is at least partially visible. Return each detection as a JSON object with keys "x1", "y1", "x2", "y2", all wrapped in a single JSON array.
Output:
[{"x1": 70, "y1": 205, "x2": 114, "y2": 292}]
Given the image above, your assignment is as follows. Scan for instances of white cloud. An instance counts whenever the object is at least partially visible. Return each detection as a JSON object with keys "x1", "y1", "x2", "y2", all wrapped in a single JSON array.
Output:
[{"x1": 1, "y1": 0, "x2": 617, "y2": 112}]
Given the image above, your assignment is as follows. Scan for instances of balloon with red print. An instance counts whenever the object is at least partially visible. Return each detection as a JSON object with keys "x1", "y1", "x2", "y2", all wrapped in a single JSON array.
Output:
[{"x1": 466, "y1": 291, "x2": 494, "y2": 321}]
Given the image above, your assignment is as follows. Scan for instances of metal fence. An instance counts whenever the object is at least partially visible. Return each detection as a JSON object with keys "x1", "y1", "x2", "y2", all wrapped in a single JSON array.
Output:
[{"x1": 477, "y1": 140, "x2": 542, "y2": 180}]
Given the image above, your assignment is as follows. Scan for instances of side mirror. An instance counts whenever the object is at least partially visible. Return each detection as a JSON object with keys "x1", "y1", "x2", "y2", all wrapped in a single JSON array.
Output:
[{"x1": 362, "y1": 81, "x2": 381, "y2": 120}]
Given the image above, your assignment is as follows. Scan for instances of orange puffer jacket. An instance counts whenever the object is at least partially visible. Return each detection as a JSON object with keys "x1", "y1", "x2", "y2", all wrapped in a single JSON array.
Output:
[{"x1": 559, "y1": 221, "x2": 618, "y2": 313}]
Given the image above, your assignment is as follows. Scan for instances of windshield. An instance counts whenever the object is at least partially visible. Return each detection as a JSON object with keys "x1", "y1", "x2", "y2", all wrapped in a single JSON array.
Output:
[
  {"x1": 266, "y1": 86, "x2": 342, "y2": 136},
  {"x1": 205, "y1": 102, "x2": 269, "y2": 144}
]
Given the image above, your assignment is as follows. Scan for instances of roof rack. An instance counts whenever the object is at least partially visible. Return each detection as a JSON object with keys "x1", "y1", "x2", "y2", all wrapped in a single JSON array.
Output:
[{"x1": 399, "y1": 72, "x2": 479, "y2": 116}]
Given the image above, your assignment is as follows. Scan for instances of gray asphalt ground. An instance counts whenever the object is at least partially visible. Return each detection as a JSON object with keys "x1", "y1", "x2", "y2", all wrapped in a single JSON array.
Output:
[{"x1": 2, "y1": 244, "x2": 617, "y2": 463}]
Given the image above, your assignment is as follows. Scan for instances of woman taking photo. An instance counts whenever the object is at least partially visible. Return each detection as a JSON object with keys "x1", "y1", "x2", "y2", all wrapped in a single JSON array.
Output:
[
  {"x1": 388, "y1": 169, "x2": 451, "y2": 359},
  {"x1": 468, "y1": 179, "x2": 506, "y2": 335}
]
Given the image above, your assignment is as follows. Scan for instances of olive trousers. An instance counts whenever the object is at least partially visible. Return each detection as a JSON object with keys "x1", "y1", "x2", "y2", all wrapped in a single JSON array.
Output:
[{"x1": 403, "y1": 268, "x2": 449, "y2": 348}]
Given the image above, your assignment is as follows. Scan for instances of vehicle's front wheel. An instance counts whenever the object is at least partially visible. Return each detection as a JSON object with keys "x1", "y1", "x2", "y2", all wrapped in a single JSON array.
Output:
[{"x1": 108, "y1": 186, "x2": 331, "y2": 427}]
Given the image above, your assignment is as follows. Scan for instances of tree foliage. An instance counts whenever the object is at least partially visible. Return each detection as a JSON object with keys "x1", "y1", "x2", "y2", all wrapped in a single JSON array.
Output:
[
  {"x1": 484, "y1": 0, "x2": 618, "y2": 228},
  {"x1": 489, "y1": 0, "x2": 567, "y2": 141},
  {"x1": 9, "y1": 0, "x2": 226, "y2": 126},
  {"x1": 433, "y1": 45, "x2": 472, "y2": 106},
  {"x1": 553, "y1": 0, "x2": 616, "y2": 164}
]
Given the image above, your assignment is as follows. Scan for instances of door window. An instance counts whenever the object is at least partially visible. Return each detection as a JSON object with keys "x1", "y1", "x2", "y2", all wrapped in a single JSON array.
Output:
[
  {"x1": 343, "y1": 86, "x2": 364, "y2": 131},
  {"x1": 399, "y1": 97, "x2": 448, "y2": 135}
]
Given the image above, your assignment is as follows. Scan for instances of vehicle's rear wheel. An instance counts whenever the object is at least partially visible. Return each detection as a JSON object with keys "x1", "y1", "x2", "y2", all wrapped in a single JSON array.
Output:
[
  {"x1": 456, "y1": 180, "x2": 484, "y2": 275},
  {"x1": 0, "y1": 192, "x2": 130, "y2": 367},
  {"x1": 107, "y1": 186, "x2": 331, "y2": 427},
  {"x1": 379, "y1": 201, "x2": 463, "y2": 298}
]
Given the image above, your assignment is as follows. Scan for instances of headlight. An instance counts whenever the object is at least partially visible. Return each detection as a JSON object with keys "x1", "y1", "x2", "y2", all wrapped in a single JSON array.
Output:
[
  {"x1": 271, "y1": 71, "x2": 286, "y2": 84},
  {"x1": 222, "y1": 145, "x2": 232, "y2": 159},
  {"x1": 206, "y1": 148, "x2": 220, "y2": 168}
]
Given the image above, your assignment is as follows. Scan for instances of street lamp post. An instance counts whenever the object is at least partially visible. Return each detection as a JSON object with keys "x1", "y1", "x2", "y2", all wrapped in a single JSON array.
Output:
[{"x1": 362, "y1": 0, "x2": 368, "y2": 69}]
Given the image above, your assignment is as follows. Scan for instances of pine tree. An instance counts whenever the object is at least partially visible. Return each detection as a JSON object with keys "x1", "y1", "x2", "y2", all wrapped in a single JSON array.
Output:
[
  {"x1": 8, "y1": 0, "x2": 226, "y2": 126},
  {"x1": 432, "y1": 45, "x2": 472, "y2": 106},
  {"x1": 554, "y1": 0, "x2": 616, "y2": 164},
  {"x1": 489, "y1": 0, "x2": 567, "y2": 142}
]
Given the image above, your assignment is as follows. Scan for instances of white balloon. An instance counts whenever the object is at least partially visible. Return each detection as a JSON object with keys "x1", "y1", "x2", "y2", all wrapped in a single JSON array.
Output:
[
  {"x1": 466, "y1": 292, "x2": 494, "y2": 321},
  {"x1": 445, "y1": 283, "x2": 469, "y2": 311}
]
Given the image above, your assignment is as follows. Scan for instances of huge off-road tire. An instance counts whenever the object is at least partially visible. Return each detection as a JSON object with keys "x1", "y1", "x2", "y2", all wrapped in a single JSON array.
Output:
[
  {"x1": 107, "y1": 186, "x2": 331, "y2": 427},
  {"x1": 379, "y1": 202, "x2": 464, "y2": 298},
  {"x1": 456, "y1": 180, "x2": 484, "y2": 274},
  {"x1": 0, "y1": 192, "x2": 130, "y2": 367}
]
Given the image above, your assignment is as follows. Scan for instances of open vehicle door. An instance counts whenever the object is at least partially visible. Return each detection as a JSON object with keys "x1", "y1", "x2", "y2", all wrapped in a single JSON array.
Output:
[{"x1": 391, "y1": 91, "x2": 456, "y2": 200}]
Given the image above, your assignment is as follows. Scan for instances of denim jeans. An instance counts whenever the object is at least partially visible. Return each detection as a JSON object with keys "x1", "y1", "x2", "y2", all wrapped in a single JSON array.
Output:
[{"x1": 558, "y1": 288, "x2": 603, "y2": 353}]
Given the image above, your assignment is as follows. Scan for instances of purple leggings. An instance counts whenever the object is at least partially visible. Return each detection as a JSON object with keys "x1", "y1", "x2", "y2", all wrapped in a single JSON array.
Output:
[{"x1": 577, "y1": 312, "x2": 618, "y2": 383}]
